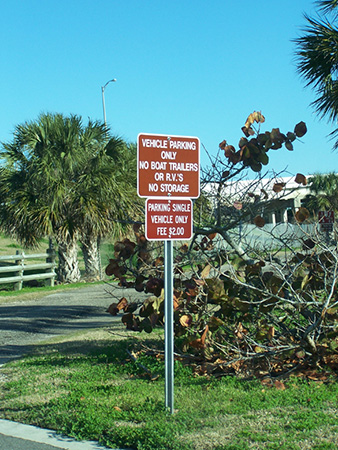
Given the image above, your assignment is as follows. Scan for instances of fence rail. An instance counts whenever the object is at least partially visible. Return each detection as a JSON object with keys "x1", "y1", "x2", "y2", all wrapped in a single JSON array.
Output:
[{"x1": 0, "y1": 243, "x2": 56, "y2": 290}]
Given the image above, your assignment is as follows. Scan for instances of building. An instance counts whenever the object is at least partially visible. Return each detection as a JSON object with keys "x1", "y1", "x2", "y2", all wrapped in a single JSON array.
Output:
[{"x1": 202, "y1": 175, "x2": 312, "y2": 226}]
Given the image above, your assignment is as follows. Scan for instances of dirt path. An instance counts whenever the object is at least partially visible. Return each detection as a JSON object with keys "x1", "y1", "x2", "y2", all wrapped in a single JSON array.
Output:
[{"x1": 0, "y1": 283, "x2": 146, "y2": 365}]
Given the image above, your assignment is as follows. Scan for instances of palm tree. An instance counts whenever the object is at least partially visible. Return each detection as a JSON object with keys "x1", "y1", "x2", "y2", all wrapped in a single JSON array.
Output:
[
  {"x1": 294, "y1": 0, "x2": 338, "y2": 148},
  {"x1": 304, "y1": 172, "x2": 338, "y2": 213},
  {"x1": 77, "y1": 135, "x2": 140, "y2": 279},
  {"x1": 0, "y1": 113, "x2": 140, "y2": 283},
  {"x1": 0, "y1": 114, "x2": 84, "y2": 282}
]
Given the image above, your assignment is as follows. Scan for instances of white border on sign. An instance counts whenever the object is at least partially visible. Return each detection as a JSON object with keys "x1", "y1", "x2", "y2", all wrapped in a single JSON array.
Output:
[
  {"x1": 137, "y1": 132, "x2": 200, "y2": 199},
  {"x1": 145, "y1": 197, "x2": 193, "y2": 241}
]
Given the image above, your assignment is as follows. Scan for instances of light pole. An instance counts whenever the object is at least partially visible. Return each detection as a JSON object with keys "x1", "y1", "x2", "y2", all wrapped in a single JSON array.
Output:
[{"x1": 101, "y1": 78, "x2": 116, "y2": 125}]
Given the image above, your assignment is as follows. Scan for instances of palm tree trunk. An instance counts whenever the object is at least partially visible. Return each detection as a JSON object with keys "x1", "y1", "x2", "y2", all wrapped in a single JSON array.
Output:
[
  {"x1": 56, "y1": 236, "x2": 81, "y2": 283},
  {"x1": 80, "y1": 235, "x2": 101, "y2": 280}
]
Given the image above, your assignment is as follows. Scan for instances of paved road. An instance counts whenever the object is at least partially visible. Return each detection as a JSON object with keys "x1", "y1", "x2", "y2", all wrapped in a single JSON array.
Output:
[
  {"x1": 0, "y1": 283, "x2": 142, "y2": 449},
  {"x1": 0, "y1": 283, "x2": 145, "y2": 365}
]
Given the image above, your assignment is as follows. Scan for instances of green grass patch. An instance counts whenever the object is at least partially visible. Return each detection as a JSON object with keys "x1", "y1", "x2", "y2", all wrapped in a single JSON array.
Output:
[{"x1": 1, "y1": 330, "x2": 338, "y2": 450}]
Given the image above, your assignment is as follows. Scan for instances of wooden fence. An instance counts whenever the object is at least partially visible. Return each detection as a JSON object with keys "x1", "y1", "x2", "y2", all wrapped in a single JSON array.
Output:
[{"x1": 0, "y1": 243, "x2": 56, "y2": 291}]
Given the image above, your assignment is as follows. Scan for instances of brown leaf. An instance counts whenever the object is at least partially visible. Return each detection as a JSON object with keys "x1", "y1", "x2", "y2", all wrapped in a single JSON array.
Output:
[
  {"x1": 105, "y1": 259, "x2": 120, "y2": 276},
  {"x1": 201, "y1": 325, "x2": 209, "y2": 345},
  {"x1": 122, "y1": 313, "x2": 138, "y2": 330},
  {"x1": 295, "y1": 207, "x2": 310, "y2": 223},
  {"x1": 254, "y1": 216, "x2": 265, "y2": 228},
  {"x1": 233, "y1": 201, "x2": 243, "y2": 210},
  {"x1": 179, "y1": 314, "x2": 193, "y2": 328},
  {"x1": 208, "y1": 316, "x2": 224, "y2": 331},
  {"x1": 106, "y1": 303, "x2": 119, "y2": 315},
  {"x1": 285, "y1": 141, "x2": 294, "y2": 151},
  {"x1": 189, "y1": 325, "x2": 209, "y2": 349},
  {"x1": 294, "y1": 121, "x2": 307, "y2": 138},
  {"x1": 138, "y1": 250, "x2": 150, "y2": 262},
  {"x1": 253, "y1": 111, "x2": 265, "y2": 123},
  {"x1": 267, "y1": 326, "x2": 275, "y2": 341},
  {"x1": 106, "y1": 297, "x2": 128, "y2": 316},
  {"x1": 118, "y1": 239, "x2": 136, "y2": 260},
  {"x1": 179, "y1": 244, "x2": 189, "y2": 253},
  {"x1": 133, "y1": 223, "x2": 142, "y2": 233},
  {"x1": 242, "y1": 126, "x2": 255, "y2": 137},
  {"x1": 154, "y1": 256, "x2": 164, "y2": 266},
  {"x1": 238, "y1": 137, "x2": 248, "y2": 148},
  {"x1": 295, "y1": 173, "x2": 307, "y2": 186},
  {"x1": 272, "y1": 182, "x2": 286, "y2": 193},
  {"x1": 208, "y1": 233, "x2": 217, "y2": 240},
  {"x1": 235, "y1": 322, "x2": 246, "y2": 339},
  {"x1": 274, "y1": 380, "x2": 286, "y2": 391},
  {"x1": 137, "y1": 234, "x2": 147, "y2": 245},
  {"x1": 173, "y1": 296, "x2": 180, "y2": 310},
  {"x1": 200, "y1": 264, "x2": 211, "y2": 279},
  {"x1": 189, "y1": 338, "x2": 205, "y2": 349},
  {"x1": 116, "y1": 297, "x2": 128, "y2": 312},
  {"x1": 270, "y1": 128, "x2": 284, "y2": 142},
  {"x1": 219, "y1": 140, "x2": 227, "y2": 150},
  {"x1": 224, "y1": 145, "x2": 236, "y2": 158},
  {"x1": 261, "y1": 378, "x2": 273, "y2": 388},
  {"x1": 244, "y1": 111, "x2": 265, "y2": 128},
  {"x1": 303, "y1": 238, "x2": 315, "y2": 250}
]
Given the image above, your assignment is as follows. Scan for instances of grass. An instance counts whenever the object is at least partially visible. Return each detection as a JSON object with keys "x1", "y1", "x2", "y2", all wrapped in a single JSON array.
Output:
[{"x1": 1, "y1": 327, "x2": 338, "y2": 450}]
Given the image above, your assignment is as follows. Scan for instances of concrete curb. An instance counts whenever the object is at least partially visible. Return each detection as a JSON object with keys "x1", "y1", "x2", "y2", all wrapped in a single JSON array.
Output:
[{"x1": 0, "y1": 419, "x2": 126, "y2": 450}]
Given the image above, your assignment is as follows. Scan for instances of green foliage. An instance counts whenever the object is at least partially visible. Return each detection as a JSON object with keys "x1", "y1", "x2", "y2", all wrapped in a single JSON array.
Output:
[
  {"x1": 304, "y1": 172, "x2": 338, "y2": 213},
  {"x1": 0, "y1": 113, "x2": 141, "y2": 282},
  {"x1": 294, "y1": 0, "x2": 338, "y2": 148}
]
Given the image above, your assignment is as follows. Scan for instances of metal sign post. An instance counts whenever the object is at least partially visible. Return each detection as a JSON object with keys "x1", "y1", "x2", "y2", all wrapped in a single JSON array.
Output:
[{"x1": 164, "y1": 240, "x2": 174, "y2": 413}]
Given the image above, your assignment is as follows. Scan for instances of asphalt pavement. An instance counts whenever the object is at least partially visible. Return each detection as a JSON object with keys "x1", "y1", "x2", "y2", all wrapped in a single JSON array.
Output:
[{"x1": 0, "y1": 283, "x2": 142, "y2": 450}]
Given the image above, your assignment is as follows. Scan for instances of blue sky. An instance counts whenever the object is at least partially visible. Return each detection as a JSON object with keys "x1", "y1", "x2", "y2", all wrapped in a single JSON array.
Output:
[{"x1": 0, "y1": 0, "x2": 335, "y2": 176}]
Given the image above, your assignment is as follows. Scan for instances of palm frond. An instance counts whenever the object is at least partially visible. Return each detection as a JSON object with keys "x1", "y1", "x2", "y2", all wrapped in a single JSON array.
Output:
[{"x1": 316, "y1": 0, "x2": 338, "y2": 15}]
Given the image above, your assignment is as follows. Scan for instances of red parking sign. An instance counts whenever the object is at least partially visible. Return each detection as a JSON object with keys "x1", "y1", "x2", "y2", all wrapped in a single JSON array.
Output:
[
  {"x1": 318, "y1": 210, "x2": 334, "y2": 232},
  {"x1": 318, "y1": 211, "x2": 334, "y2": 223},
  {"x1": 137, "y1": 133, "x2": 200, "y2": 198},
  {"x1": 145, "y1": 198, "x2": 193, "y2": 241}
]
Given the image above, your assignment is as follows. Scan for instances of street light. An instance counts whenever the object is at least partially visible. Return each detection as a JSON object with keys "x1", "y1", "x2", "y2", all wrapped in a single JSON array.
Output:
[{"x1": 101, "y1": 78, "x2": 117, "y2": 125}]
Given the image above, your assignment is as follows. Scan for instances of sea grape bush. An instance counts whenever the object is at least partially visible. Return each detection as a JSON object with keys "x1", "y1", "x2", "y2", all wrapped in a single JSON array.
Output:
[{"x1": 106, "y1": 113, "x2": 338, "y2": 377}]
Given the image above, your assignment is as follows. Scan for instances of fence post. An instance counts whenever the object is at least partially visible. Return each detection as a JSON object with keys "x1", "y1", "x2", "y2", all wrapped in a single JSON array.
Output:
[
  {"x1": 45, "y1": 238, "x2": 56, "y2": 287},
  {"x1": 14, "y1": 250, "x2": 24, "y2": 291}
]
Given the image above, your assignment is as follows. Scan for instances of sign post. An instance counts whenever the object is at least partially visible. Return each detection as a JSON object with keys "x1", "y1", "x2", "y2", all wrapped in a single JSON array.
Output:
[
  {"x1": 137, "y1": 133, "x2": 200, "y2": 414},
  {"x1": 164, "y1": 240, "x2": 174, "y2": 413}
]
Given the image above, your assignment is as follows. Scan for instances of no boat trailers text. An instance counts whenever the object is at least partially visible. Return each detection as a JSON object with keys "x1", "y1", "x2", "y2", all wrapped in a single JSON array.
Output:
[{"x1": 137, "y1": 134, "x2": 200, "y2": 198}]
